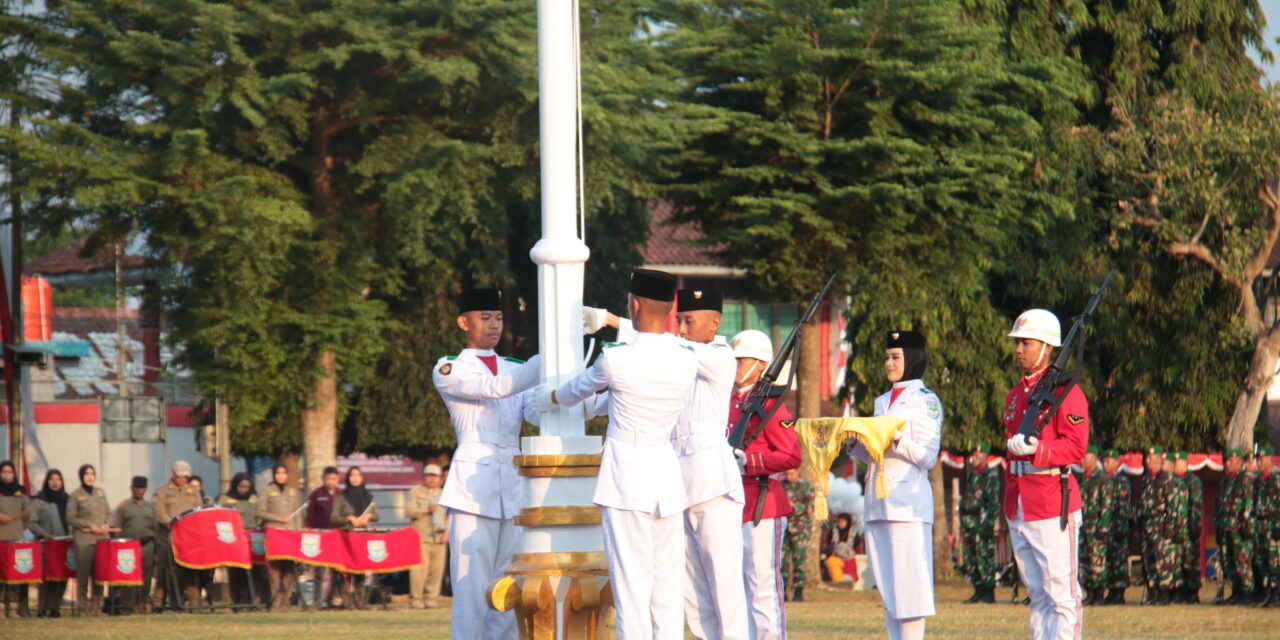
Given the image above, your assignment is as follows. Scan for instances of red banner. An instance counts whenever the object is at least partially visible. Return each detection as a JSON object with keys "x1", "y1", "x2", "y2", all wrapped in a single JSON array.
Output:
[
  {"x1": 43, "y1": 539, "x2": 75, "y2": 581},
  {"x1": 0, "y1": 540, "x2": 42, "y2": 585},
  {"x1": 171, "y1": 507, "x2": 252, "y2": 570},
  {"x1": 264, "y1": 528, "x2": 345, "y2": 569},
  {"x1": 264, "y1": 527, "x2": 421, "y2": 574},
  {"x1": 94, "y1": 539, "x2": 143, "y2": 586},
  {"x1": 338, "y1": 528, "x2": 421, "y2": 574}
]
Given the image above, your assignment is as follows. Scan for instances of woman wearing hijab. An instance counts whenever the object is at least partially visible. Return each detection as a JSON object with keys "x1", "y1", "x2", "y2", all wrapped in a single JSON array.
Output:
[
  {"x1": 331, "y1": 467, "x2": 378, "y2": 609},
  {"x1": 848, "y1": 331, "x2": 943, "y2": 640},
  {"x1": 66, "y1": 464, "x2": 112, "y2": 615},
  {"x1": 258, "y1": 464, "x2": 301, "y2": 612},
  {"x1": 218, "y1": 472, "x2": 264, "y2": 606},
  {"x1": 0, "y1": 460, "x2": 32, "y2": 618},
  {"x1": 29, "y1": 470, "x2": 70, "y2": 617}
]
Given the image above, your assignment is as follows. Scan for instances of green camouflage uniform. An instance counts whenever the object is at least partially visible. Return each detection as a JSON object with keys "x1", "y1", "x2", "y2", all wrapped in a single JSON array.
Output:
[
  {"x1": 781, "y1": 477, "x2": 815, "y2": 594},
  {"x1": 1174, "y1": 470, "x2": 1203, "y2": 592},
  {"x1": 1217, "y1": 470, "x2": 1255, "y2": 592},
  {"x1": 1107, "y1": 471, "x2": 1133, "y2": 589},
  {"x1": 1078, "y1": 468, "x2": 1114, "y2": 590},
  {"x1": 960, "y1": 461, "x2": 1001, "y2": 588},
  {"x1": 1139, "y1": 470, "x2": 1188, "y2": 589},
  {"x1": 1254, "y1": 469, "x2": 1280, "y2": 589}
]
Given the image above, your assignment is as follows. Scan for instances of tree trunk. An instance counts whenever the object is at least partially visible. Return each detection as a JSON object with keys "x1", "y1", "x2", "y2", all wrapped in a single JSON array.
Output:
[
  {"x1": 796, "y1": 307, "x2": 824, "y2": 586},
  {"x1": 1225, "y1": 337, "x2": 1279, "y2": 450},
  {"x1": 301, "y1": 349, "x2": 338, "y2": 492}
]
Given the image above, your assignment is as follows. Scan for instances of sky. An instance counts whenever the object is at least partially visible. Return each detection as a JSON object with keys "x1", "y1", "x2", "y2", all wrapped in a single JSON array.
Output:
[{"x1": 1257, "y1": 0, "x2": 1280, "y2": 82}]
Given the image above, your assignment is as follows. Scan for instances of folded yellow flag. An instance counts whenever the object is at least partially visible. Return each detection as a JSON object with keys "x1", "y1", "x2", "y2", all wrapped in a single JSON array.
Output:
[{"x1": 793, "y1": 416, "x2": 906, "y2": 521}]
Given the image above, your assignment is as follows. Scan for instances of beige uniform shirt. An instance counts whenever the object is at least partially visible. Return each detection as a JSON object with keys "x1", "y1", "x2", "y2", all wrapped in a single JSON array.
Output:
[
  {"x1": 405, "y1": 486, "x2": 447, "y2": 542},
  {"x1": 153, "y1": 481, "x2": 203, "y2": 526},
  {"x1": 0, "y1": 493, "x2": 31, "y2": 540},
  {"x1": 67, "y1": 486, "x2": 111, "y2": 544},
  {"x1": 258, "y1": 485, "x2": 302, "y2": 530}
]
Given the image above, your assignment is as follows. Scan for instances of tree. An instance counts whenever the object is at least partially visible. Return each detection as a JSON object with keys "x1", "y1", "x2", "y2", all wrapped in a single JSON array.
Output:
[
  {"x1": 14, "y1": 0, "x2": 682, "y2": 472},
  {"x1": 658, "y1": 0, "x2": 1085, "y2": 447},
  {"x1": 982, "y1": 0, "x2": 1273, "y2": 450}
]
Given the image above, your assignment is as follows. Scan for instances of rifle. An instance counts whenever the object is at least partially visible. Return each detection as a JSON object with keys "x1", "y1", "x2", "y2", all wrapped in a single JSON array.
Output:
[
  {"x1": 1014, "y1": 271, "x2": 1112, "y2": 530},
  {"x1": 727, "y1": 273, "x2": 835, "y2": 527}
]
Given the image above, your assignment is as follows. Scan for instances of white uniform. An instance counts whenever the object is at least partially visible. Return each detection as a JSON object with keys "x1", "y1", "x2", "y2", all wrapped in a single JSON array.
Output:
[
  {"x1": 433, "y1": 349, "x2": 540, "y2": 640},
  {"x1": 618, "y1": 319, "x2": 746, "y2": 640},
  {"x1": 849, "y1": 379, "x2": 942, "y2": 640},
  {"x1": 555, "y1": 331, "x2": 698, "y2": 640}
]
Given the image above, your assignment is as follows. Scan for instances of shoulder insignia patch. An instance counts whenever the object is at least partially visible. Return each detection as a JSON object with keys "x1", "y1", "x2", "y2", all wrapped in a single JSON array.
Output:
[
  {"x1": 503, "y1": 356, "x2": 525, "y2": 364},
  {"x1": 680, "y1": 345, "x2": 694, "y2": 352},
  {"x1": 926, "y1": 399, "x2": 941, "y2": 420},
  {"x1": 1066, "y1": 414, "x2": 1085, "y2": 425},
  {"x1": 603, "y1": 342, "x2": 627, "y2": 349},
  {"x1": 439, "y1": 363, "x2": 452, "y2": 376},
  {"x1": 781, "y1": 420, "x2": 795, "y2": 430}
]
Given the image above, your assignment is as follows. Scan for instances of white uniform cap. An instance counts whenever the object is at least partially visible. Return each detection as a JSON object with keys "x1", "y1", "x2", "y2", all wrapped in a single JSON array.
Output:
[
  {"x1": 730, "y1": 329, "x2": 773, "y2": 363},
  {"x1": 1007, "y1": 309, "x2": 1061, "y2": 347}
]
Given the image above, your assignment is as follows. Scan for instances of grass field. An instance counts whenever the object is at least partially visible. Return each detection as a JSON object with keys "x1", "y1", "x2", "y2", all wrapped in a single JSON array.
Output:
[{"x1": 2, "y1": 581, "x2": 1274, "y2": 639}]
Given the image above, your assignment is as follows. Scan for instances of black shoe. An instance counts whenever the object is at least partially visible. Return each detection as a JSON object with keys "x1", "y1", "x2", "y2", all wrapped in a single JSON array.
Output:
[
  {"x1": 1221, "y1": 589, "x2": 1241, "y2": 605},
  {"x1": 978, "y1": 586, "x2": 995, "y2": 603},
  {"x1": 962, "y1": 587, "x2": 982, "y2": 604},
  {"x1": 1020, "y1": 596, "x2": 1030, "y2": 605},
  {"x1": 792, "y1": 587, "x2": 804, "y2": 603},
  {"x1": 1105, "y1": 588, "x2": 1125, "y2": 605},
  {"x1": 1141, "y1": 588, "x2": 1155, "y2": 605},
  {"x1": 1185, "y1": 587, "x2": 1200, "y2": 604}
]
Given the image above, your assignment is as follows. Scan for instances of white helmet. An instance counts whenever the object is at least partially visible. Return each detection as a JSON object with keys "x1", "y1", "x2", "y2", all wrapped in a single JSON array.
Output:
[
  {"x1": 1007, "y1": 309, "x2": 1061, "y2": 347},
  {"x1": 730, "y1": 329, "x2": 773, "y2": 363}
]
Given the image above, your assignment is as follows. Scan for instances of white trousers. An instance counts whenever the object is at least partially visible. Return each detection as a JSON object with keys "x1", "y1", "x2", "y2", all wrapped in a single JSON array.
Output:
[
  {"x1": 742, "y1": 516, "x2": 787, "y2": 640},
  {"x1": 864, "y1": 521, "x2": 935, "y2": 620},
  {"x1": 1008, "y1": 512, "x2": 1083, "y2": 640},
  {"x1": 448, "y1": 511, "x2": 519, "y2": 640},
  {"x1": 684, "y1": 496, "x2": 748, "y2": 640},
  {"x1": 602, "y1": 506, "x2": 685, "y2": 640}
]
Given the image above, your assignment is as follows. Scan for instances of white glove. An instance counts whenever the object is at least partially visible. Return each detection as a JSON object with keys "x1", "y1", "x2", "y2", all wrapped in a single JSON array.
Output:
[
  {"x1": 533, "y1": 384, "x2": 557, "y2": 413},
  {"x1": 733, "y1": 448, "x2": 747, "y2": 473},
  {"x1": 583, "y1": 307, "x2": 609, "y2": 334},
  {"x1": 892, "y1": 428, "x2": 904, "y2": 442},
  {"x1": 1006, "y1": 434, "x2": 1038, "y2": 457}
]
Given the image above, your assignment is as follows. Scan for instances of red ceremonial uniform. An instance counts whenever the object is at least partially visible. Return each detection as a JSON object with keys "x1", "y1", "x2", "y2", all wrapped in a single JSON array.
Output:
[
  {"x1": 729, "y1": 391, "x2": 801, "y2": 523},
  {"x1": 1002, "y1": 369, "x2": 1090, "y2": 521}
]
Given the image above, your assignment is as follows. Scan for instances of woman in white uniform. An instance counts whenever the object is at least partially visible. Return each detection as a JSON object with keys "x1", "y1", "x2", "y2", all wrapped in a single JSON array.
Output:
[{"x1": 849, "y1": 330, "x2": 943, "y2": 640}]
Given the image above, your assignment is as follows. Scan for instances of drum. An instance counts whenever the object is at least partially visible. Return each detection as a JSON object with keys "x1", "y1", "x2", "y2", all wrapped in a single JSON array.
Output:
[
  {"x1": 43, "y1": 538, "x2": 75, "y2": 581},
  {"x1": 170, "y1": 506, "x2": 251, "y2": 569},
  {"x1": 93, "y1": 538, "x2": 143, "y2": 586},
  {"x1": 0, "y1": 539, "x2": 42, "y2": 585}
]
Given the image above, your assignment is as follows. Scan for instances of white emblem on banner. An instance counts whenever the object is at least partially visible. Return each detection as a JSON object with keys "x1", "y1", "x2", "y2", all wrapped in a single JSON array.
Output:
[
  {"x1": 116, "y1": 548, "x2": 136, "y2": 574},
  {"x1": 366, "y1": 539, "x2": 388, "y2": 563},
  {"x1": 215, "y1": 521, "x2": 237, "y2": 544},
  {"x1": 13, "y1": 548, "x2": 34, "y2": 574},
  {"x1": 301, "y1": 533, "x2": 321, "y2": 558}
]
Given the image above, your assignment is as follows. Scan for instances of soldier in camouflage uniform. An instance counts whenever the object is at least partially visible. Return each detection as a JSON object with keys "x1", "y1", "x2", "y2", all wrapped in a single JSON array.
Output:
[
  {"x1": 1171, "y1": 451, "x2": 1203, "y2": 603},
  {"x1": 780, "y1": 467, "x2": 815, "y2": 601},
  {"x1": 1215, "y1": 448, "x2": 1255, "y2": 605},
  {"x1": 960, "y1": 443, "x2": 1000, "y2": 604},
  {"x1": 1138, "y1": 446, "x2": 1187, "y2": 605},
  {"x1": 1254, "y1": 445, "x2": 1279, "y2": 607},
  {"x1": 1101, "y1": 449, "x2": 1132, "y2": 604},
  {"x1": 1077, "y1": 445, "x2": 1113, "y2": 605}
]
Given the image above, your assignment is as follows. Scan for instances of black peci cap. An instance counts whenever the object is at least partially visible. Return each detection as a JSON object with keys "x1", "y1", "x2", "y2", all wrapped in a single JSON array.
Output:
[
  {"x1": 458, "y1": 288, "x2": 502, "y2": 314},
  {"x1": 629, "y1": 269, "x2": 677, "y2": 302},
  {"x1": 131, "y1": 475, "x2": 148, "y2": 488},
  {"x1": 886, "y1": 330, "x2": 926, "y2": 350},
  {"x1": 676, "y1": 289, "x2": 723, "y2": 313}
]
